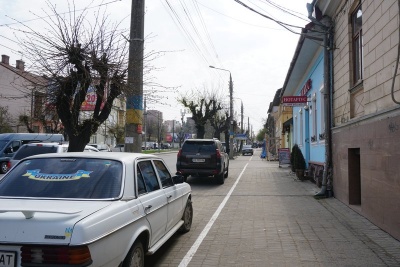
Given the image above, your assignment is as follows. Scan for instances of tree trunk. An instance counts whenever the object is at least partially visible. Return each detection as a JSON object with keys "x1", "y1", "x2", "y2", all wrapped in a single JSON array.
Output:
[
  {"x1": 67, "y1": 129, "x2": 92, "y2": 152},
  {"x1": 196, "y1": 125, "x2": 205, "y2": 139},
  {"x1": 213, "y1": 130, "x2": 221, "y2": 139}
]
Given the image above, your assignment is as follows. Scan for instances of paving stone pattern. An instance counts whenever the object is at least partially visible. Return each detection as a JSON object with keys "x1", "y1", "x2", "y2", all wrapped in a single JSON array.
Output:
[{"x1": 147, "y1": 151, "x2": 400, "y2": 267}]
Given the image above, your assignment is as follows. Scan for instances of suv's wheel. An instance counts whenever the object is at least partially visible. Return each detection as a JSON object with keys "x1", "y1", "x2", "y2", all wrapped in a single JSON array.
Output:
[
  {"x1": 224, "y1": 167, "x2": 229, "y2": 178},
  {"x1": 183, "y1": 175, "x2": 189, "y2": 183},
  {"x1": 123, "y1": 240, "x2": 144, "y2": 267},
  {"x1": 216, "y1": 171, "x2": 225, "y2": 184},
  {"x1": 179, "y1": 199, "x2": 193, "y2": 233}
]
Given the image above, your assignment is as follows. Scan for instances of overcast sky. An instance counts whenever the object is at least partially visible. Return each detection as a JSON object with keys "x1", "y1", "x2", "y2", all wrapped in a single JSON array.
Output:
[{"x1": 0, "y1": 0, "x2": 311, "y2": 134}]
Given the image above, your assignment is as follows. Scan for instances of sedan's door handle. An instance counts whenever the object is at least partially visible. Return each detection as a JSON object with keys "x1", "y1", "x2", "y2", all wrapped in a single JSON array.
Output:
[
  {"x1": 167, "y1": 195, "x2": 172, "y2": 199},
  {"x1": 144, "y1": 205, "x2": 152, "y2": 212}
]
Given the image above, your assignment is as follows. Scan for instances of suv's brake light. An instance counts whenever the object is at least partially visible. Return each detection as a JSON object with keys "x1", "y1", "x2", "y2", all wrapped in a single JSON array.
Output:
[
  {"x1": 177, "y1": 149, "x2": 182, "y2": 158},
  {"x1": 216, "y1": 149, "x2": 221, "y2": 159}
]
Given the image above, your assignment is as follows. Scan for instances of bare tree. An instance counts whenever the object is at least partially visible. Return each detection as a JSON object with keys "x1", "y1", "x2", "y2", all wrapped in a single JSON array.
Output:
[
  {"x1": 12, "y1": 2, "x2": 129, "y2": 151},
  {"x1": 209, "y1": 110, "x2": 229, "y2": 139},
  {"x1": 108, "y1": 124, "x2": 125, "y2": 144},
  {"x1": 179, "y1": 89, "x2": 224, "y2": 139},
  {"x1": 14, "y1": 1, "x2": 172, "y2": 151}
]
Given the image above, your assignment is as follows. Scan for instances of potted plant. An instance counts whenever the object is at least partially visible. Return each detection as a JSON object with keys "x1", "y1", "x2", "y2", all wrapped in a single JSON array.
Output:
[{"x1": 291, "y1": 144, "x2": 307, "y2": 180}]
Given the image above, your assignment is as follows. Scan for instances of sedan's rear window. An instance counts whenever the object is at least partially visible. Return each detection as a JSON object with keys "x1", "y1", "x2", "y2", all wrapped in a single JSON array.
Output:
[
  {"x1": 0, "y1": 158, "x2": 122, "y2": 199},
  {"x1": 182, "y1": 141, "x2": 215, "y2": 153}
]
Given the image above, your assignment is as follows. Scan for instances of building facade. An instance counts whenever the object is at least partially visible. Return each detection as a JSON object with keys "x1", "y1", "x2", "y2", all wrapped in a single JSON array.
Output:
[
  {"x1": 329, "y1": 0, "x2": 400, "y2": 240},
  {"x1": 281, "y1": 0, "x2": 400, "y2": 241},
  {"x1": 0, "y1": 55, "x2": 45, "y2": 133},
  {"x1": 280, "y1": 20, "x2": 327, "y2": 184}
]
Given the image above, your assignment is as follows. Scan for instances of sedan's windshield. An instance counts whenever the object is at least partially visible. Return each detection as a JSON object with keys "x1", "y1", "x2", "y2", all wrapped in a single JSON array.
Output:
[{"x1": 0, "y1": 158, "x2": 123, "y2": 199}]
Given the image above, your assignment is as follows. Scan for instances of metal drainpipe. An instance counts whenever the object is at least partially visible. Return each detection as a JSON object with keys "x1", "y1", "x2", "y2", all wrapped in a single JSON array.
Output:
[{"x1": 316, "y1": 21, "x2": 333, "y2": 197}]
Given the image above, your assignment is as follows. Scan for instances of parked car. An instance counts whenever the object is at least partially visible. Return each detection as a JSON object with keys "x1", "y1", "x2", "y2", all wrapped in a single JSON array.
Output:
[
  {"x1": 0, "y1": 152, "x2": 192, "y2": 267},
  {"x1": 9, "y1": 143, "x2": 99, "y2": 169},
  {"x1": 112, "y1": 144, "x2": 125, "y2": 152},
  {"x1": 141, "y1": 142, "x2": 152, "y2": 150},
  {"x1": 0, "y1": 133, "x2": 64, "y2": 174},
  {"x1": 88, "y1": 143, "x2": 111, "y2": 152},
  {"x1": 242, "y1": 144, "x2": 254, "y2": 156},
  {"x1": 161, "y1": 143, "x2": 171, "y2": 149},
  {"x1": 176, "y1": 138, "x2": 229, "y2": 184}
]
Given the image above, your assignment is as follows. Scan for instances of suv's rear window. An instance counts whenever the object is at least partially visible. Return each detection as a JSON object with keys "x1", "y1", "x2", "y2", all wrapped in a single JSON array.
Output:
[
  {"x1": 182, "y1": 141, "x2": 215, "y2": 153},
  {"x1": 0, "y1": 158, "x2": 122, "y2": 199},
  {"x1": 13, "y1": 145, "x2": 58, "y2": 160}
]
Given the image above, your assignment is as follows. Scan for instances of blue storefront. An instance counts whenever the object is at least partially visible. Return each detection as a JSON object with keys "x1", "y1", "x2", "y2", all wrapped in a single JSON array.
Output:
[{"x1": 281, "y1": 33, "x2": 326, "y2": 184}]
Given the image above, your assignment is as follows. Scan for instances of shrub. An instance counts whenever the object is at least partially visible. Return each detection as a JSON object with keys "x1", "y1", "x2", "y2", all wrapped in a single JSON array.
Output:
[{"x1": 291, "y1": 144, "x2": 306, "y2": 171}]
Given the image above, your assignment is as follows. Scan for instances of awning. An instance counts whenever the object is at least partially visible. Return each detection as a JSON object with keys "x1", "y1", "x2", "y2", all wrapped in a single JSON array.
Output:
[{"x1": 283, "y1": 118, "x2": 293, "y2": 127}]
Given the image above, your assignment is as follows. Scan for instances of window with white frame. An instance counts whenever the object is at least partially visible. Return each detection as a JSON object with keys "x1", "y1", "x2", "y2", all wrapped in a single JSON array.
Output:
[
  {"x1": 299, "y1": 109, "x2": 303, "y2": 145},
  {"x1": 311, "y1": 93, "x2": 317, "y2": 142},
  {"x1": 319, "y1": 85, "x2": 325, "y2": 138}
]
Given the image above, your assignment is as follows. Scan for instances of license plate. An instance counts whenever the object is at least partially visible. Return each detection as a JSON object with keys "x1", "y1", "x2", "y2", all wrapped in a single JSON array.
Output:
[
  {"x1": 0, "y1": 251, "x2": 16, "y2": 267},
  {"x1": 192, "y1": 158, "x2": 205, "y2": 163}
]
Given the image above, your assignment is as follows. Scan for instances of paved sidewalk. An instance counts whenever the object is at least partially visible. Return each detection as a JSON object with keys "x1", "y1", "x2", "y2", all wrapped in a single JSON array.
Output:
[{"x1": 188, "y1": 154, "x2": 400, "y2": 267}]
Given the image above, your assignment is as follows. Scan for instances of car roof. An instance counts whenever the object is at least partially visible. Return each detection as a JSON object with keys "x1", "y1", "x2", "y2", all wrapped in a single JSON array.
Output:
[
  {"x1": 22, "y1": 142, "x2": 62, "y2": 146},
  {"x1": 23, "y1": 151, "x2": 159, "y2": 162},
  {"x1": 184, "y1": 139, "x2": 218, "y2": 142}
]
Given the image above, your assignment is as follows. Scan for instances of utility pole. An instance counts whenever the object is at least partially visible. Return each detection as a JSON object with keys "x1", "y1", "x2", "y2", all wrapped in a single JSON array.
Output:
[
  {"x1": 240, "y1": 100, "x2": 243, "y2": 149},
  {"x1": 172, "y1": 119, "x2": 175, "y2": 148},
  {"x1": 143, "y1": 97, "x2": 147, "y2": 149},
  {"x1": 179, "y1": 109, "x2": 186, "y2": 148},
  {"x1": 125, "y1": 0, "x2": 145, "y2": 152},
  {"x1": 229, "y1": 74, "x2": 234, "y2": 159},
  {"x1": 209, "y1": 66, "x2": 234, "y2": 159}
]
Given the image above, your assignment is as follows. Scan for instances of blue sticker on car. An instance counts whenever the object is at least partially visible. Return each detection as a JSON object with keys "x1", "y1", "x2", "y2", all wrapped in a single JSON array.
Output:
[{"x1": 23, "y1": 169, "x2": 93, "y2": 181}]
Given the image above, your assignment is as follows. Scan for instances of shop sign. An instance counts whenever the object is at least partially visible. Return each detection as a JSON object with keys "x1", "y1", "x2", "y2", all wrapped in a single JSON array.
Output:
[{"x1": 282, "y1": 96, "x2": 308, "y2": 106}]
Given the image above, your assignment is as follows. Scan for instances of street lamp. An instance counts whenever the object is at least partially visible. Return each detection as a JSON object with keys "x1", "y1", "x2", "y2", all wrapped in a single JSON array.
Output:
[{"x1": 209, "y1": 65, "x2": 234, "y2": 159}]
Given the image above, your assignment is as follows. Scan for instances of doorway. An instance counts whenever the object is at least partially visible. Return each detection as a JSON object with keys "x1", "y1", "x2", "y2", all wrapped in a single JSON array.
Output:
[{"x1": 348, "y1": 148, "x2": 361, "y2": 205}]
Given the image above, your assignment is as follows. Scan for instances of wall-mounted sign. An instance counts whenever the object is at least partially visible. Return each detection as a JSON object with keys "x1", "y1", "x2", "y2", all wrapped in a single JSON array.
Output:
[
  {"x1": 301, "y1": 79, "x2": 312, "y2": 96},
  {"x1": 282, "y1": 96, "x2": 308, "y2": 106}
]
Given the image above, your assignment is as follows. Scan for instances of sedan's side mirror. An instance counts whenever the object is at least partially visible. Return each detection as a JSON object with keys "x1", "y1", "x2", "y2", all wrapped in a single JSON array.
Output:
[{"x1": 172, "y1": 172, "x2": 184, "y2": 184}]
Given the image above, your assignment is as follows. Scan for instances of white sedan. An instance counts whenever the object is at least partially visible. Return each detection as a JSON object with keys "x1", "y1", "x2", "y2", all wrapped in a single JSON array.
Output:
[{"x1": 0, "y1": 152, "x2": 192, "y2": 267}]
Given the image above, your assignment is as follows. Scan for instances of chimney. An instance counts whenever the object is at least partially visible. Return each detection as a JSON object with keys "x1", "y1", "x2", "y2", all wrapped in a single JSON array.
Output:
[
  {"x1": 16, "y1": 60, "x2": 25, "y2": 71},
  {"x1": 1, "y1": 55, "x2": 10, "y2": 65}
]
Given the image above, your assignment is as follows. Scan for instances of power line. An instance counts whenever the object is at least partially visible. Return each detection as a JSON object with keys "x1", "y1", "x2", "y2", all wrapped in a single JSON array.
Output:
[
  {"x1": 233, "y1": 0, "x2": 304, "y2": 34},
  {"x1": 0, "y1": 0, "x2": 122, "y2": 27}
]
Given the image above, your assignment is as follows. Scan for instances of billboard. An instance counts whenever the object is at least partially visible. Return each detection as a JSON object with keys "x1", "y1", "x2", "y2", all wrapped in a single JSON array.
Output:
[{"x1": 81, "y1": 85, "x2": 106, "y2": 111}]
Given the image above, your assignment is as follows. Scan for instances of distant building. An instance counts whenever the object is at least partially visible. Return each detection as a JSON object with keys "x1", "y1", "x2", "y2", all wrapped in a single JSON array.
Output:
[{"x1": 0, "y1": 54, "x2": 53, "y2": 133}]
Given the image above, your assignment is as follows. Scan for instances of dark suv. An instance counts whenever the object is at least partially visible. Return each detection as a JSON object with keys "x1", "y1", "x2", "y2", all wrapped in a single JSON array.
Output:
[{"x1": 176, "y1": 139, "x2": 229, "y2": 184}]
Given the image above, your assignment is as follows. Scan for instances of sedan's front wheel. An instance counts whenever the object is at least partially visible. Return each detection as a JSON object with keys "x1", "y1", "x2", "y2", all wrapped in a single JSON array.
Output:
[
  {"x1": 179, "y1": 199, "x2": 193, "y2": 233},
  {"x1": 123, "y1": 240, "x2": 144, "y2": 267}
]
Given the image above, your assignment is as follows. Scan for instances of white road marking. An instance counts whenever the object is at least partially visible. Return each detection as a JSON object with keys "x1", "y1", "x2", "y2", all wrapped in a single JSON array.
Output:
[{"x1": 178, "y1": 161, "x2": 250, "y2": 267}]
